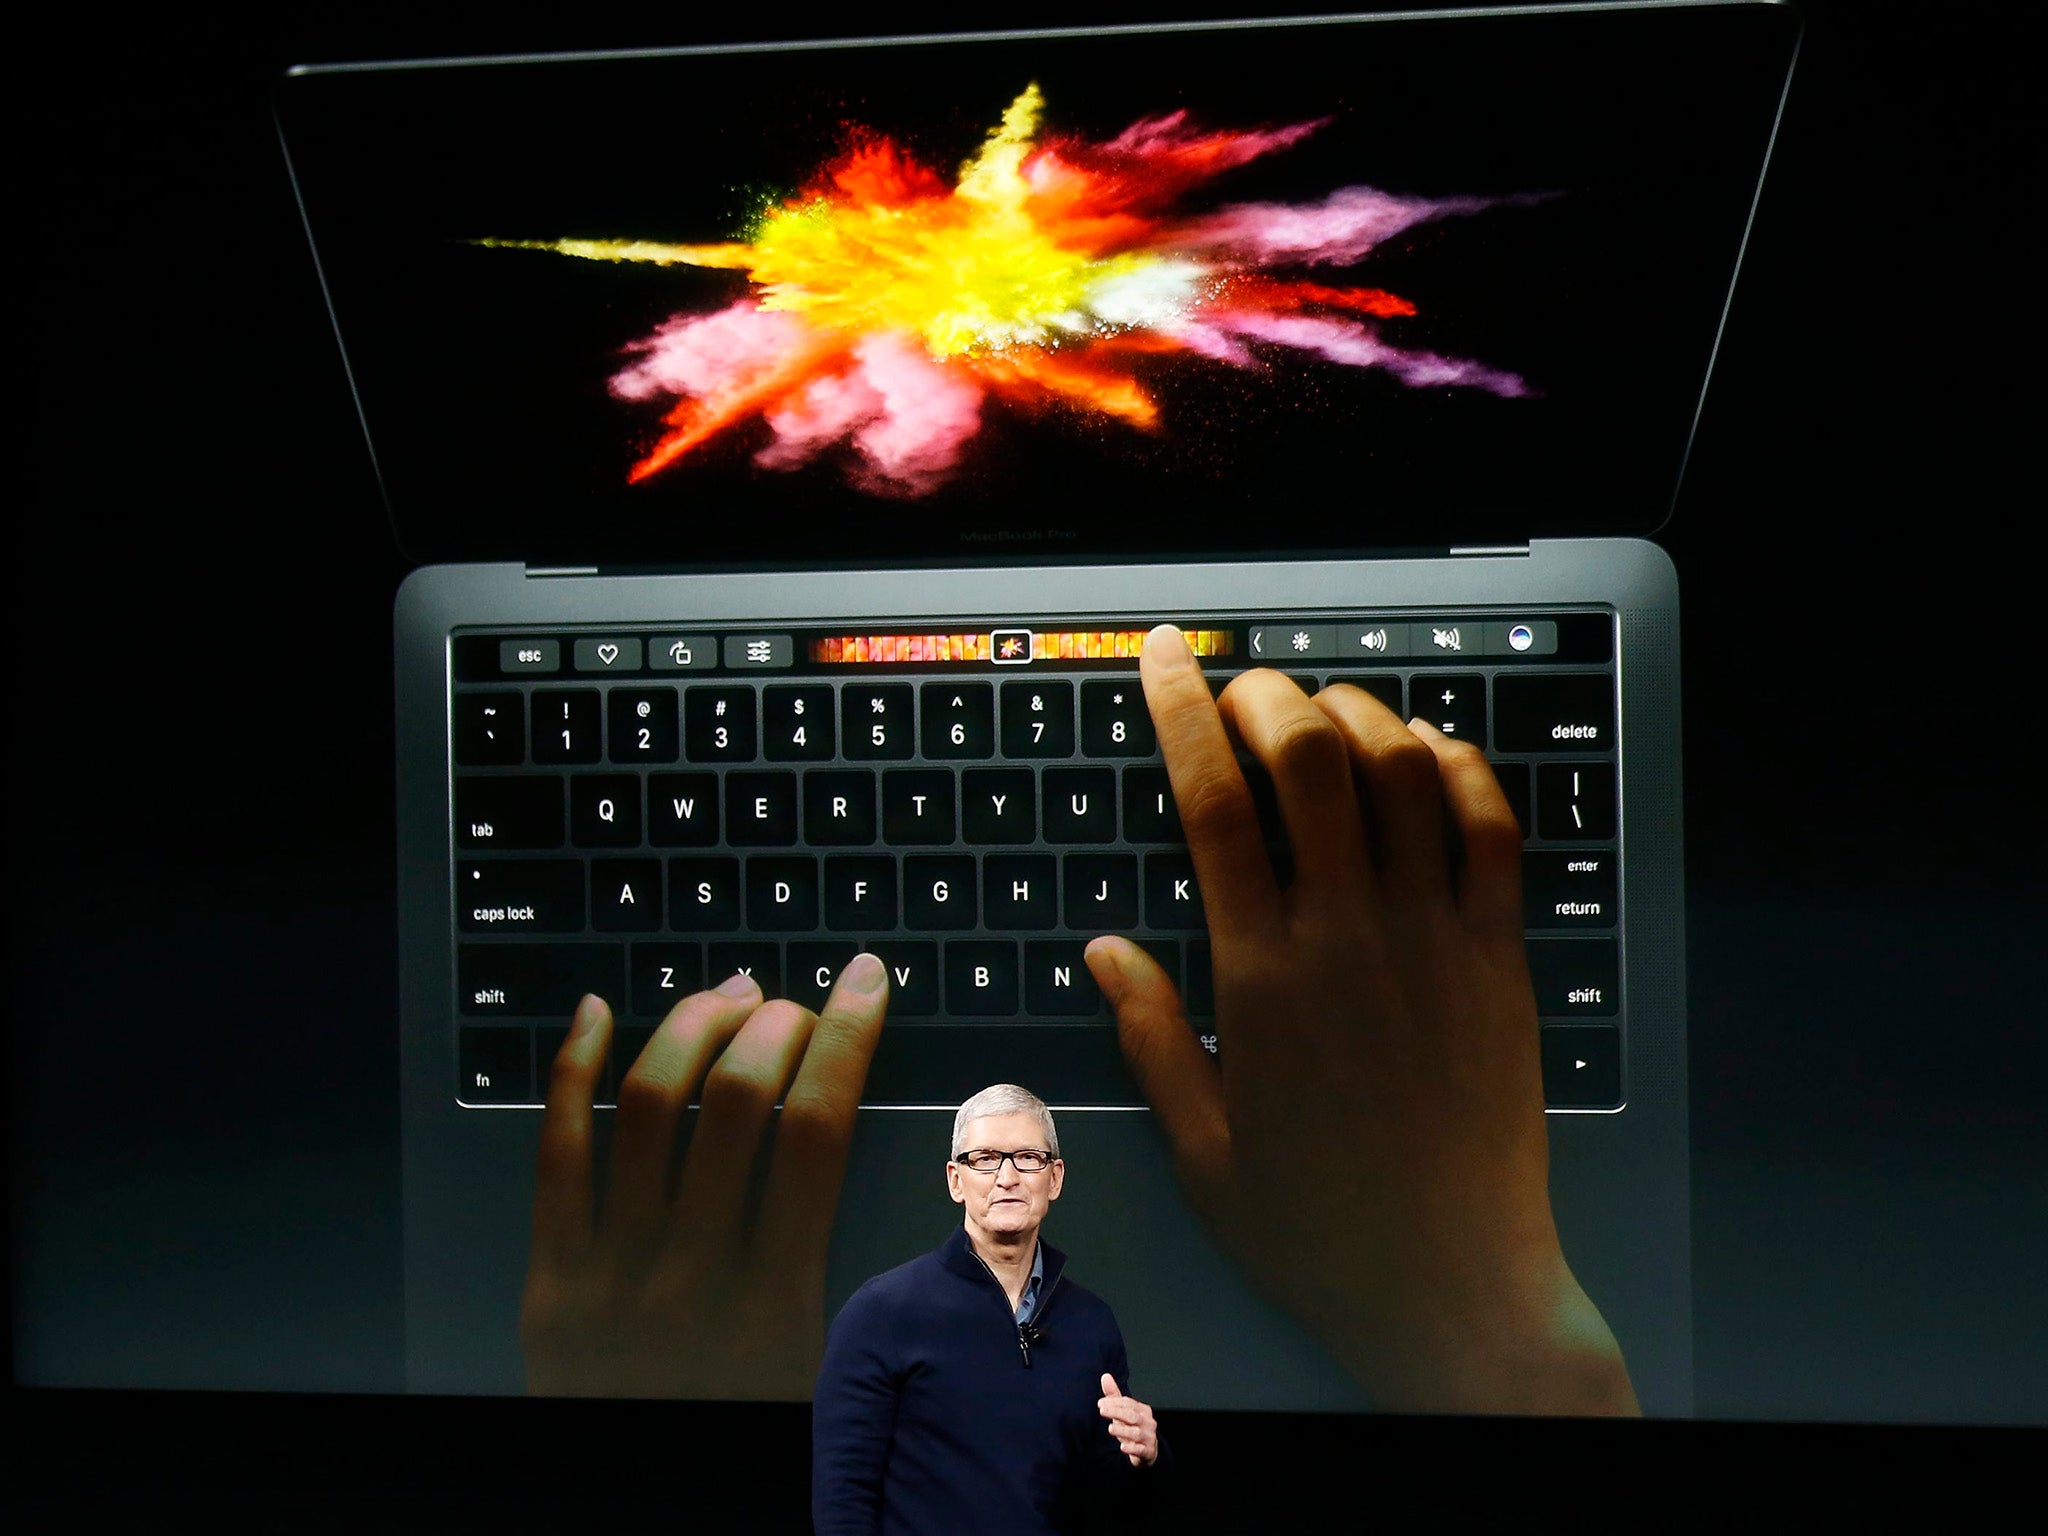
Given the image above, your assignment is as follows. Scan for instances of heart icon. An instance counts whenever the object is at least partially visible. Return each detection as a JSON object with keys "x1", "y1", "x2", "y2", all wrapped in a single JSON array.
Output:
[{"x1": 597, "y1": 643, "x2": 619, "y2": 665}]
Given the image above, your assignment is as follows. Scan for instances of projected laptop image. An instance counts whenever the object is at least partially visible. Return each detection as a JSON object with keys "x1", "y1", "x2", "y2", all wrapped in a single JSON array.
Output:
[{"x1": 279, "y1": 2, "x2": 1799, "y2": 1411}]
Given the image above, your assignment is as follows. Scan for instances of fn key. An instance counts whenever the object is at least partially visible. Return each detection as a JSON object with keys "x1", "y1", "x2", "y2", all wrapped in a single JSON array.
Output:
[{"x1": 459, "y1": 1027, "x2": 532, "y2": 1105}]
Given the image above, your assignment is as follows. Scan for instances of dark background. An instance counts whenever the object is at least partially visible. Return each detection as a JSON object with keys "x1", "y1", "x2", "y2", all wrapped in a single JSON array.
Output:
[{"x1": 12, "y1": 1, "x2": 2040, "y2": 1525}]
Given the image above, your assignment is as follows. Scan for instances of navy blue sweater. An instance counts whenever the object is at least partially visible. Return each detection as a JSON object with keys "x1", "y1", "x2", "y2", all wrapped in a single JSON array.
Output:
[{"x1": 812, "y1": 1227, "x2": 1168, "y2": 1535}]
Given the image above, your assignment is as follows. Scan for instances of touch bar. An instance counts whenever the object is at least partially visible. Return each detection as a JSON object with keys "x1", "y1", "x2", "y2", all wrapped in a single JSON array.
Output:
[{"x1": 810, "y1": 629, "x2": 1235, "y2": 663}]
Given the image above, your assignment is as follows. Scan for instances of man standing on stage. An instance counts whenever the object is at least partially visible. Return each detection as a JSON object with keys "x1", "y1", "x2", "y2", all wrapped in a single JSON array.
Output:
[{"x1": 812, "y1": 1083, "x2": 1166, "y2": 1535}]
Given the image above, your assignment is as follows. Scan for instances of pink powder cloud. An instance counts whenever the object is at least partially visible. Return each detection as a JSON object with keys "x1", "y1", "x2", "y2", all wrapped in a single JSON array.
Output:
[
  {"x1": 753, "y1": 332, "x2": 986, "y2": 494},
  {"x1": 845, "y1": 334, "x2": 985, "y2": 494},
  {"x1": 758, "y1": 368, "x2": 886, "y2": 469},
  {"x1": 1099, "y1": 109, "x2": 1327, "y2": 171},
  {"x1": 610, "y1": 301, "x2": 807, "y2": 402},
  {"x1": 1218, "y1": 311, "x2": 1530, "y2": 396},
  {"x1": 1178, "y1": 187, "x2": 1503, "y2": 268}
]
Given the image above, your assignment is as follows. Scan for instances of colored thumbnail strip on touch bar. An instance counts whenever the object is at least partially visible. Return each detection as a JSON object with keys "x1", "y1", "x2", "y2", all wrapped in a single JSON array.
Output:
[{"x1": 810, "y1": 629, "x2": 1236, "y2": 663}]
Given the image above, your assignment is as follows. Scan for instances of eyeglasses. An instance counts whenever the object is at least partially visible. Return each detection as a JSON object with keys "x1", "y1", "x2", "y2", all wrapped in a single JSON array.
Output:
[{"x1": 954, "y1": 1148, "x2": 1055, "y2": 1174}]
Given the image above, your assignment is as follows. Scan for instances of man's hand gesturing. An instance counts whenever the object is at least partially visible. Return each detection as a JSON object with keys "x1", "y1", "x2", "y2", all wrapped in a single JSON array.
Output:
[
  {"x1": 1097, "y1": 1373, "x2": 1159, "y2": 1466},
  {"x1": 1086, "y1": 624, "x2": 1638, "y2": 1416},
  {"x1": 521, "y1": 957, "x2": 888, "y2": 1400}
]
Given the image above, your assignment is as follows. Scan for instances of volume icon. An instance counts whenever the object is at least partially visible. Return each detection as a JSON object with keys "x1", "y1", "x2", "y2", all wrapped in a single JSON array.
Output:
[{"x1": 1358, "y1": 628, "x2": 1388, "y2": 652}]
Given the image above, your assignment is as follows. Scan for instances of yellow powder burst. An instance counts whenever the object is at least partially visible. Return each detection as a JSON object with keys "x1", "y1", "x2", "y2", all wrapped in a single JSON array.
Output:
[{"x1": 487, "y1": 87, "x2": 1166, "y2": 361}]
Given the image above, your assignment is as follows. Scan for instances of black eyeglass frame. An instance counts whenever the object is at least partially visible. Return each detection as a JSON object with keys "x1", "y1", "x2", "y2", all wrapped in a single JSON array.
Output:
[{"x1": 952, "y1": 1148, "x2": 1057, "y2": 1174}]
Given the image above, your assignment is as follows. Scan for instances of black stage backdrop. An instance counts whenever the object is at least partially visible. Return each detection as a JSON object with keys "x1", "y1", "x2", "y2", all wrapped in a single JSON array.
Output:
[{"x1": 13, "y1": 1, "x2": 2041, "y2": 1526}]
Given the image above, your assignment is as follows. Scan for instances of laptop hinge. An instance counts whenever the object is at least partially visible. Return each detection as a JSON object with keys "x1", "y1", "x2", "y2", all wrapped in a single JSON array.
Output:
[
  {"x1": 1447, "y1": 544, "x2": 1531, "y2": 557},
  {"x1": 525, "y1": 565, "x2": 600, "y2": 577}
]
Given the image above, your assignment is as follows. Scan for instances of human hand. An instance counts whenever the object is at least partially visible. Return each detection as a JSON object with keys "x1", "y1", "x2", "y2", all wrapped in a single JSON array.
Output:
[
  {"x1": 1085, "y1": 625, "x2": 1637, "y2": 1415},
  {"x1": 521, "y1": 957, "x2": 888, "y2": 1399},
  {"x1": 1097, "y1": 1372, "x2": 1159, "y2": 1466}
]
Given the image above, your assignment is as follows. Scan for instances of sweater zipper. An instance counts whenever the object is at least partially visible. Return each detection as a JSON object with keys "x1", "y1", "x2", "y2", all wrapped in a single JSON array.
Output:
[
  {"x1": 1024, "y1": 1269, "x2": 1063, "y2": 1370},
  {"x1": 971, "y1": 1249, "x2": 1062, "y2": 1369}
]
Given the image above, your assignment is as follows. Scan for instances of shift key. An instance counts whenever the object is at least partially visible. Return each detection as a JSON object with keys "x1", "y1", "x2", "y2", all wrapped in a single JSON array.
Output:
[
  {"x1": 459, "y1": 859, "x2": 585, "y2": 931},
  {"x1": 460, "y1": 943, "x2": 624, "y2": 1017}
]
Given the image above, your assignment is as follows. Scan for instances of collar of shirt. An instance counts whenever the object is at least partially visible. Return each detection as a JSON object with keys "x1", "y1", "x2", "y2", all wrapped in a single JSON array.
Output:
[{"x1": 1015, "y1": 1239, "x2": 1046, "y2": 1325}]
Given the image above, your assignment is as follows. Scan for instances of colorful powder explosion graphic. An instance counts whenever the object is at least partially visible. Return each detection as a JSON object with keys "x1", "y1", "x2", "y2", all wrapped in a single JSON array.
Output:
[{"x1": 483, "y1": 86, "x2": 1531, "y2": 493}]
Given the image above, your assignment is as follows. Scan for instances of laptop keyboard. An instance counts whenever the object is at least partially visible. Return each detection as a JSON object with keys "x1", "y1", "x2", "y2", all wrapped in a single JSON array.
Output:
[{"x1": 450, "y1": 613, "x2": 1622, "y2": 1110}]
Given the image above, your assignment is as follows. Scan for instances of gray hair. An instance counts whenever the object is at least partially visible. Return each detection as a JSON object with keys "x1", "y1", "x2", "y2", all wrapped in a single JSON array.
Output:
[{"x1": 951, "y1": 1083, "x2": 1059, "y2": 1161}]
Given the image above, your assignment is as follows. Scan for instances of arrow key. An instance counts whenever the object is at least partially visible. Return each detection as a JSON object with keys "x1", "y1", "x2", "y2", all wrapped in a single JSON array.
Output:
[{"x1": 1540, "y1": 1025, "x2": 1621, "y2": 1108}]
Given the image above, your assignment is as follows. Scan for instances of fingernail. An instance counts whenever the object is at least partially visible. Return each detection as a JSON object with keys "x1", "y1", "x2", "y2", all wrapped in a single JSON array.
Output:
[
  {"x1": 570, "y1": 994, "x2": 607, "y2": 1035},
  {"x1": 716, "y1": 971, "x2": 760, "y2": 998},
  {"x1": 842, "y1": 952, "x2": 887, "y2": 995},
  {"x1": 1084, "y1": 937, "x2": 1125, "y2": 998},
  {"x1": 1143, "y1": 623, "x2": 1192, "y2": 670}
]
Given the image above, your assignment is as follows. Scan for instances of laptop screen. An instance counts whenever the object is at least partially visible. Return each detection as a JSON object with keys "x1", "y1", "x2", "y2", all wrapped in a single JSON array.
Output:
[{"x1": 279, "y1": 4, "x2": 1796, "y2": 566}]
